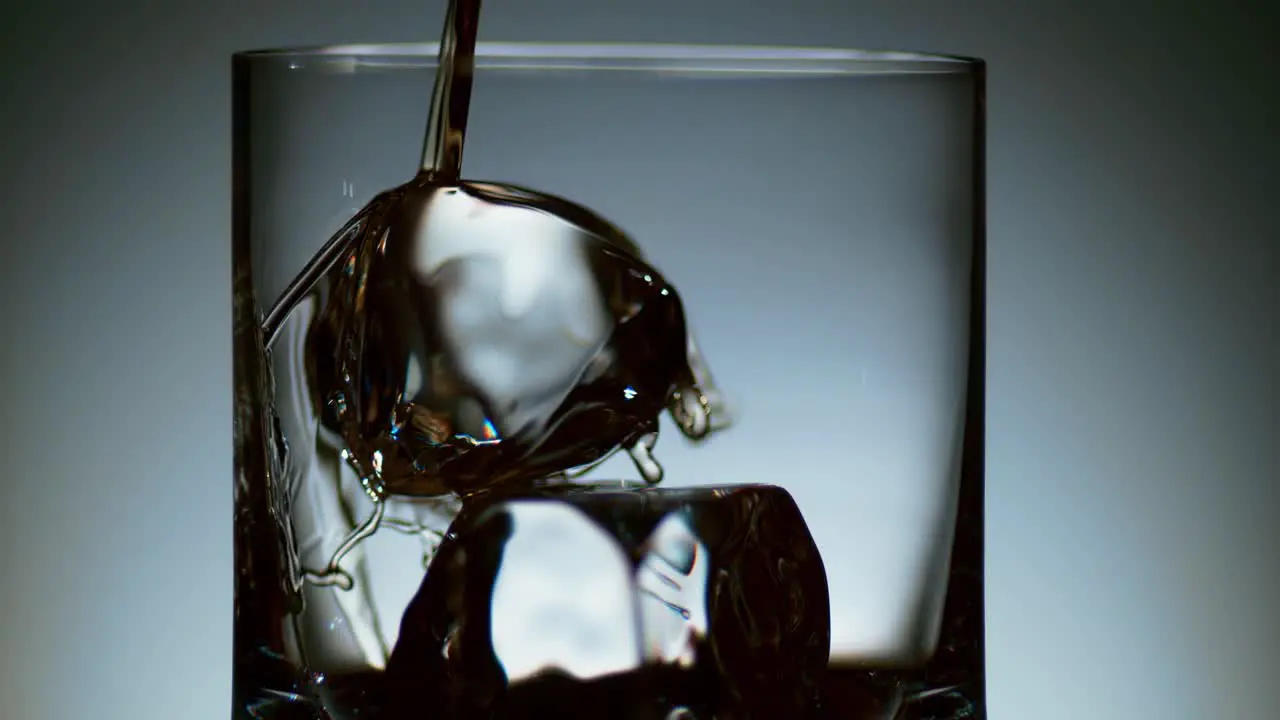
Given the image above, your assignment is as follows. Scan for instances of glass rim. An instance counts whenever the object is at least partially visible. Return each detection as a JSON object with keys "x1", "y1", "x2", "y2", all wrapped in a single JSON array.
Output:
[{"x1": 233, "y1": 42, "x2": 981, "y2": 75}]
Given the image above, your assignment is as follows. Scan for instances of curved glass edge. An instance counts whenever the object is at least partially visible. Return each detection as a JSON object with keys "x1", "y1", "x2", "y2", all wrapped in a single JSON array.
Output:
[{"x1": 233, "y1": 42, "x2": 981, "y2": 76}]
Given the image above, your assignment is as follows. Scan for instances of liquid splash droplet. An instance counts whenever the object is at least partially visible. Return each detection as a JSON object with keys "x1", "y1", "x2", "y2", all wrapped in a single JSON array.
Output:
[
  {"x1": 670, "y1": 383, "x2": 711, "y2": 440},
  {"x1": 627, "y1": 432, "x2": 664, "y2": 485},
  {"x1": 669, "y1": 333, "x2": 733, "y2": 441}
]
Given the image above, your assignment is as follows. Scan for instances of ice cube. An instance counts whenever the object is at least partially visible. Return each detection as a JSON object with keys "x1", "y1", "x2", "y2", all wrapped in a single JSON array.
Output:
[
  {"x1": 301, "y1": 179, "x2": 725, "y2": 500},
  {"x1": 381, "y1": 482, "x2": 830, "y2": 719}
]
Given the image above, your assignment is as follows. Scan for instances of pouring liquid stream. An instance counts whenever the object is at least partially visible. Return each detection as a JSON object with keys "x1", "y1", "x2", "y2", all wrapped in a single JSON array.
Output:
[
  {"x1": 260, "y1": 0, "x2": 483, "y2": 342},
  {"x1": 420, "y1": 0, "x2": 481, "y2": 181}
]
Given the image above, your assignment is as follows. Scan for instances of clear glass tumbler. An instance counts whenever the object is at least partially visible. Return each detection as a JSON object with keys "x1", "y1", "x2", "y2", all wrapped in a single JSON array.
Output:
[{"x1": 233, "y1": 42, "x2": 985, "y2": 719}]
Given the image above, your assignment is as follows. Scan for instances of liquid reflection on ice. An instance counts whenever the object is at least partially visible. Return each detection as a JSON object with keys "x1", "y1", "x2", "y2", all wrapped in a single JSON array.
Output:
[
  {"x1": 489, "y1": 503, "x2": 639, "y2": 682},
  {"x1": 635, "y1": 514, "x2": 709, "y2": 668},
  {"x1": 413, "y1": 188, "x2": 618, "y2": 445},
  {"x1": 489, "y1": 504, "x2": 711, "y2": 684}
]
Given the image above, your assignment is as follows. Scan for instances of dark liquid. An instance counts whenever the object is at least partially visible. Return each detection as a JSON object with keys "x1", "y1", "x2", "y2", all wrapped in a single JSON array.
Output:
[{"x1": 239, "y1": 665, "x2": 980, "y2": 719}]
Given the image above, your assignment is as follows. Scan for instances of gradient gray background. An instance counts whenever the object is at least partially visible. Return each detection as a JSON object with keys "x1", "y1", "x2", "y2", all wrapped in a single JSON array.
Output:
[{"x1": 0, "y1": 1, "x2": 1275, "y2": 718}]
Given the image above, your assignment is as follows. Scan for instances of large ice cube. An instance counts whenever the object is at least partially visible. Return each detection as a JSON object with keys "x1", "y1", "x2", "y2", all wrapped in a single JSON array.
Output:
[
  {"x1": 300, "y1": 179, "x2": 724, "y2": 500},
  {"x1": 381, "y1": 482, "x2": 829, "y2": 719}
]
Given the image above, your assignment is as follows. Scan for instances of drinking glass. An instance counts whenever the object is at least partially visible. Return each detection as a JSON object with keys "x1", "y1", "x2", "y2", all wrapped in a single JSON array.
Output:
[{"x1": 233, "y1": 42, "x2": 985, "y2": 719}]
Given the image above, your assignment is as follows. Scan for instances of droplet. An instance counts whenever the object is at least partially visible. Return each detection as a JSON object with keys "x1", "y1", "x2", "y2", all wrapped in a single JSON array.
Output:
[
  {"x1": 673, "y1": 334, "x2": 733, "y2": 439},
  {"x1": 665, "y1": 707, "x2": 697, "y2": 720},
  {"x1": 627, "y1": 431, "x2": 663, "y2": 485},
  {"x1": 670, "y1": 384, "x2": 711, "y2": 439}
]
